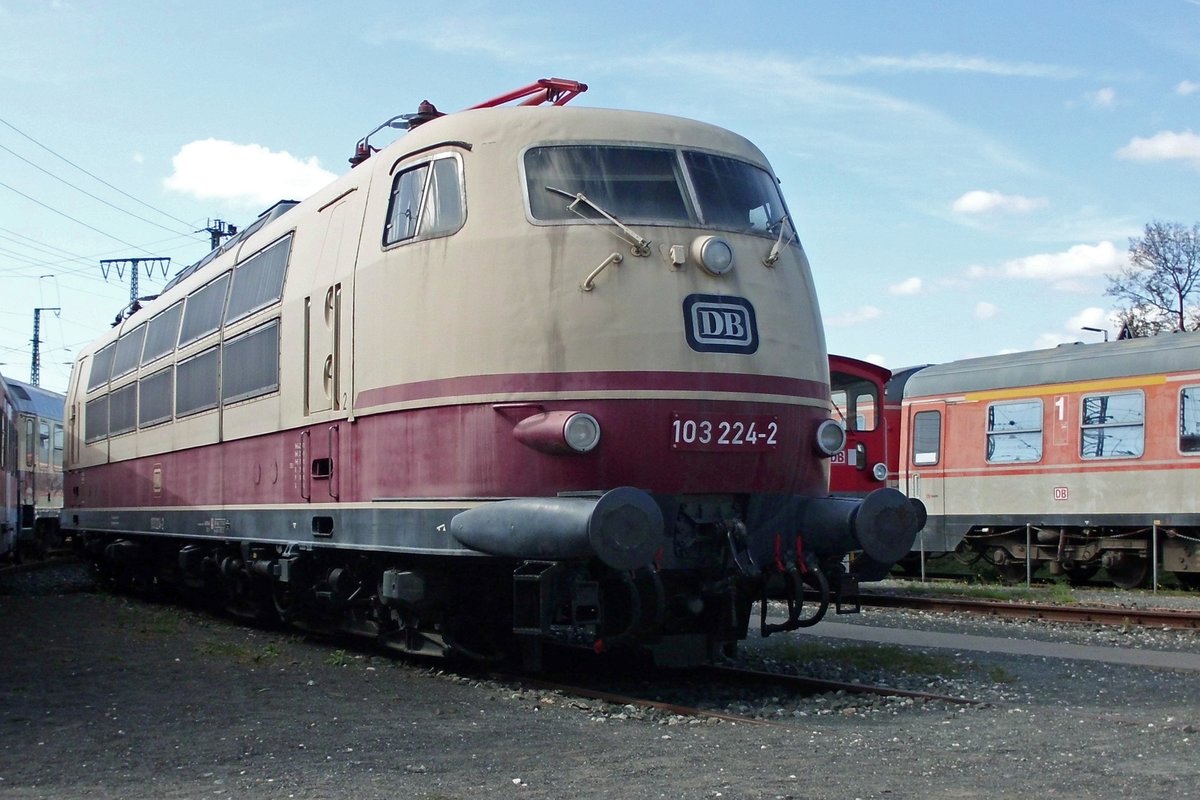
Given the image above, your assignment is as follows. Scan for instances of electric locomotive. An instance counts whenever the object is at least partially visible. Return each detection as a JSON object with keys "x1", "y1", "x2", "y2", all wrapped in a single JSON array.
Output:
[{"x1": 63, "y1": 80, "x2": 922, "y2": 666}]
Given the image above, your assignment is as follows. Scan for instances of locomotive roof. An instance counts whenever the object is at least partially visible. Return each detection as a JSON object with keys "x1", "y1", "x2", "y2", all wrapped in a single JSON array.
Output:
[
  {"x1": 2, "y1": 377, "x2": 65, "y2": 421},
  {"x1": 903, "y1": 331, "x2": 1200, "y2": 399}
]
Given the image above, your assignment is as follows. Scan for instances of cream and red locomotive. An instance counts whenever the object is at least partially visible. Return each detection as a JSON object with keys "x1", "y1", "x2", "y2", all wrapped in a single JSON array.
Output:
[{"x1": 63, "y1": 80, "x2": 921, "y2": 666}]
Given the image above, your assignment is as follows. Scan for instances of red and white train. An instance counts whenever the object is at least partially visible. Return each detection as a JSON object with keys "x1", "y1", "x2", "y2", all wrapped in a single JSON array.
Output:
[
  {"x1": 62, "y1": 80, "x2": 921, "y2": 667},
  {"x1": 830, "y1": 334, "x2": 1200, "y2": 589}
]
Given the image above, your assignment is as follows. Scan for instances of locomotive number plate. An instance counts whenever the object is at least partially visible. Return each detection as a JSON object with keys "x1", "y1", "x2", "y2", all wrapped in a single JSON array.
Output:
[{"x1": 670, "y1": 413, "x2": 779, "y2": 451}]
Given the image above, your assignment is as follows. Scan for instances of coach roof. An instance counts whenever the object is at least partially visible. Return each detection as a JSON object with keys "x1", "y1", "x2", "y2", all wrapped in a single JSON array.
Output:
[{"x1": 903, "y1": 330, "x2": 1200, "y2": 399}]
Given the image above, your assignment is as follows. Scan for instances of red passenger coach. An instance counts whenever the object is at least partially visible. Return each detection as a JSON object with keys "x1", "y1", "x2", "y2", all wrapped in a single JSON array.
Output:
[
  {"x1": 63, "y1": 80, "x2": 923, "y2": 668},
  {"x1": 899, "y1": 334, "x2": 1200, "y2": 588}
]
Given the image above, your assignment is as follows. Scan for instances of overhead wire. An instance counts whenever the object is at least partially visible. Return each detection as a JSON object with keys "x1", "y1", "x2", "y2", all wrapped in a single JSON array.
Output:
[{"x1": 0, "y1": 113, "x2": 196, "y2": 229}]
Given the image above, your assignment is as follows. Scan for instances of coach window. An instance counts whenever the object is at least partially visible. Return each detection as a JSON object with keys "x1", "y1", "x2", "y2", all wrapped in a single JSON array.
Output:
[
  {"x1": 1081, "y1": 391, "x2": 1144, "y2": 459},
  {"x1": 87, "y1": 342, "x2": 116, "y2": 392},
  {"x1": 52, "y1": 424, "x2": 64, "y2": 469},
  {"x1": 225, "y1": 235, "x2": 292, "y2": 324},
  {"x1": 912, "y1": 410, "x2": 941, "y2": 466},
  {"x1": 1180, "y1": 387, "x2": 1200, "y2": 453},
  {"x1": 986, "y1": 399, "x2": 1043, "y2": 463},
  {"x1": 141, "y1": 301, "x2": 183, "y2": 366},
  {"x1": 38, "y1": 420, "x2": 50, "y2": 466},
  {"x1": 383, "y1": 155, "x2": 464, "y2": 246},
  {"x1": 179, "y1": 273, "x2": 231, "y2": 347}
]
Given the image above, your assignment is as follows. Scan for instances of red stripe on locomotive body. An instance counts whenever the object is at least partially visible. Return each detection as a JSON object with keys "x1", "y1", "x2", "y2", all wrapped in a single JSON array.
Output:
[{"x1": 67, "y1": 396, "x2": 828, "y2": 511}]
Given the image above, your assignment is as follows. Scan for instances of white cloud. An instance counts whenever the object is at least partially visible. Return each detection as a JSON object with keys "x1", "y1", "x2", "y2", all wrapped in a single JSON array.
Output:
[
  {"x1": 827, "y1": 305, "x2": 882, "y2": 327},
  {"x1": 164, "y1": 139, "x2": 337, "y2": 206},
  {"x1": 952, "y1": 190, "x2": 1047, "y2": 215},
  {"x1": 999, "y1": 241, "x2": 1125, "y2": 281},
  {"x1": 1115, "y1": 130, "x2": 1200, "y2": 169},
  {"x1": 1087, "y1": 87, "x2": 1116, "y2": 108},
  {"x1": 1177, "y1": 80, "x2": 1199, "y2": 96},
  {"x1": 974, "y1": 301, "x2": 998, "y2": 319},
  {"x1": 888, "y1": 277, "x2": 922, "y2": 295}
]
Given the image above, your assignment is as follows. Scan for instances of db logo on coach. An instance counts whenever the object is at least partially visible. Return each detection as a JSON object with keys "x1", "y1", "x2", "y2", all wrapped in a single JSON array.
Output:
[{"x1": 683, "y1": 294, "x2": 759, "y2": 354}]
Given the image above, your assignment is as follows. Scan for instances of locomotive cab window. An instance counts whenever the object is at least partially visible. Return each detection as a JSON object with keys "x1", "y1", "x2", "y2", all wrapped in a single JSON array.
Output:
[
  {"x1": 1180, "y1": 386, "x2": 1200, "y2": 453},
  {"x1": 986, "y1": 399, "x2": 1043, "y2": 463},
  {"x1": 383, "y1": 155, "x2": 464, "y2": 246},
  {"x1": 1081, "y1": 391, "x2": 1144, "y2": 459},
  {"x1": 830, "y1": 375, "x2": 879, "y2": 432},
  {"x1": 524, "y1": 145, "x2": 791, "y2": 239}
]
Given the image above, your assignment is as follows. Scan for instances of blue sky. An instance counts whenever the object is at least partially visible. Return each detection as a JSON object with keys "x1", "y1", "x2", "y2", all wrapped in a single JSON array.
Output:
[{"x1": 2, "y1": 1, "x2": 1199, "y2": 394}]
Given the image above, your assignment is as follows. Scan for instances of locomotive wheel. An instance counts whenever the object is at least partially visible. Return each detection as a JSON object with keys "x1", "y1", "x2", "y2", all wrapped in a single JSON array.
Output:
[
  {"x1": 1065, "y1": 565, "x2": 1100, "y2": 586},
  {"x1": 1106, "y1": 557, "x2": 1149, "y2": 590}
]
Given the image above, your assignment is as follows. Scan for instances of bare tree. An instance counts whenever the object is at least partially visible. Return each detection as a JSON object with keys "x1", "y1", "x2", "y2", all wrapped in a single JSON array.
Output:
[{"x1": 1106, "y1": 221, "x2": 1200, "y2": 333}]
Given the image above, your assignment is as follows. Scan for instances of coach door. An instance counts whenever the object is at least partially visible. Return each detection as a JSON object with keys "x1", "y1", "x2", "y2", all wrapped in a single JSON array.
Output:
[{"x1": 906, "y1": 401, "x2": 947, "y2": 550}]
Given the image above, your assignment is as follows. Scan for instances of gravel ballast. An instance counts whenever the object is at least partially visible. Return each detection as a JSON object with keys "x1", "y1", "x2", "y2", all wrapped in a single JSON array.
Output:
[{"x1": 2, "y1": 563, "x2": 1198, "y2": 799}]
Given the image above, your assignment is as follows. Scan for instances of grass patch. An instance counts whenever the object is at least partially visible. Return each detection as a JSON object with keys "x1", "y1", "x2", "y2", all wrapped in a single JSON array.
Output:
[{"x1": 196, "y1": 639, "x2": 282, "y2": 666}]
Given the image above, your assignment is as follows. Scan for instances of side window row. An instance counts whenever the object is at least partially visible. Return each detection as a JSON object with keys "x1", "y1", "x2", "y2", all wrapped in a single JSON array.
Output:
[
  {"x1": 85, "y1": 319, "x2": 279, "y2": 443},
  {"x1": 87, "y1": 235, "x2": 292, "y2": 392},
  {"x1": 915, "y1": 388, "x2": 1200, "y2": 466}
]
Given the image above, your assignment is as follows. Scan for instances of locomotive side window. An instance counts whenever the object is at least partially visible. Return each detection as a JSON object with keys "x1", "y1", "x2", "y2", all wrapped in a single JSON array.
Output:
[
  {"x1": 986, "y1": 399, "x2": 1043, "y2": 463},
  {"x1": 225, "y1": 235, "x2": 292, "y2": 324},
  {"x1": 912, "y1": 410, "x2": 941, "y2": 465},
  {"x1": 179, "y1": 273, "x2": 231, "y2": 347},
  {"x1": 222, "y1": 320, "x2": 280, "y2": 404},
  {"x1": 138, "y1": 367, "x2": 174, "y2": 428},
  {"x1": 383, "y1": 155, "x2": 464, "y2": 246},
  {"x1": 109, "y1": 384, "x2": 137, "y2": 436},
  {"x1": 176, "y1": 347, "x2": 220, "y2": 417},
  {"x1": 1180, "y1": 386, "x2": 1200, "y2": 453},
  {"x1": 1081, "y1": 391, "x2": 1144, "y2": 459},
  {"x1": 84, "y1": 395, "x2": 109, "y2": 443},
  {"x1": 88, "y1": 342, "x2": 116, "y2": 392},
  {"x1": 112, "y1": 324, "x2": 147, "y2": 379}
]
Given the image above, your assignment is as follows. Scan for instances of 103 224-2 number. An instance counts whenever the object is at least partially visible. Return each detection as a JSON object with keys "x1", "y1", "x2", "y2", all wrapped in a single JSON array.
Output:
[{"x1": 670, "y1": 413, "x2": 779, "y2": 451}]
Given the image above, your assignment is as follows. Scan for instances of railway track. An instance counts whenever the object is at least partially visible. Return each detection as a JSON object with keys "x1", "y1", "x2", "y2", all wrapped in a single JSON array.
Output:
[{"x1": 856, "y1": 592, "x2": 1200, "y2": 630}]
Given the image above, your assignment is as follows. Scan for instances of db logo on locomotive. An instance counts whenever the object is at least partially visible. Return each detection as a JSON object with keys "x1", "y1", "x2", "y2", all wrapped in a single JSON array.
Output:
[{"x1": 683, "y1": 294, "x2": 759, "y2": 354}]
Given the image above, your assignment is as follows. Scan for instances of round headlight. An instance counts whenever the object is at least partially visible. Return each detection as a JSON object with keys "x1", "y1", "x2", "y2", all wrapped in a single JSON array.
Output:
[
  {"x1": 690, "y1": 235, "x2": 734, "y2": 276},
  {"x1": 872, "y1": 462, "x2": 889, "y2": 482},
  {"x1": 563, "y1": 412, "x2": 601, "y2": 453},
  {"x1": 814, "y1": 419, "x2": 846, "y2": 457}
]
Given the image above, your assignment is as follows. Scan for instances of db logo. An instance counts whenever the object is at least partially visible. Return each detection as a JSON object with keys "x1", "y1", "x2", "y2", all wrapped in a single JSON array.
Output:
[
  {"x1": 683, "y1": 294, "x2": 759, "y2": 354},
  {"x1": 1053, "y1": 486, "x2": 1069, "y2": 501}
]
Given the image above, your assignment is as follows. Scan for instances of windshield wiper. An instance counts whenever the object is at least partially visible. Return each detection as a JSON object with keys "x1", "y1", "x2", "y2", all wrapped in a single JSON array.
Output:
[
  {"x1": 763, "y1": 214, "x2": 797, "y2": 267},
  {"x1": 545, "y1": 186, "x2": 652, "y2": 256}
]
